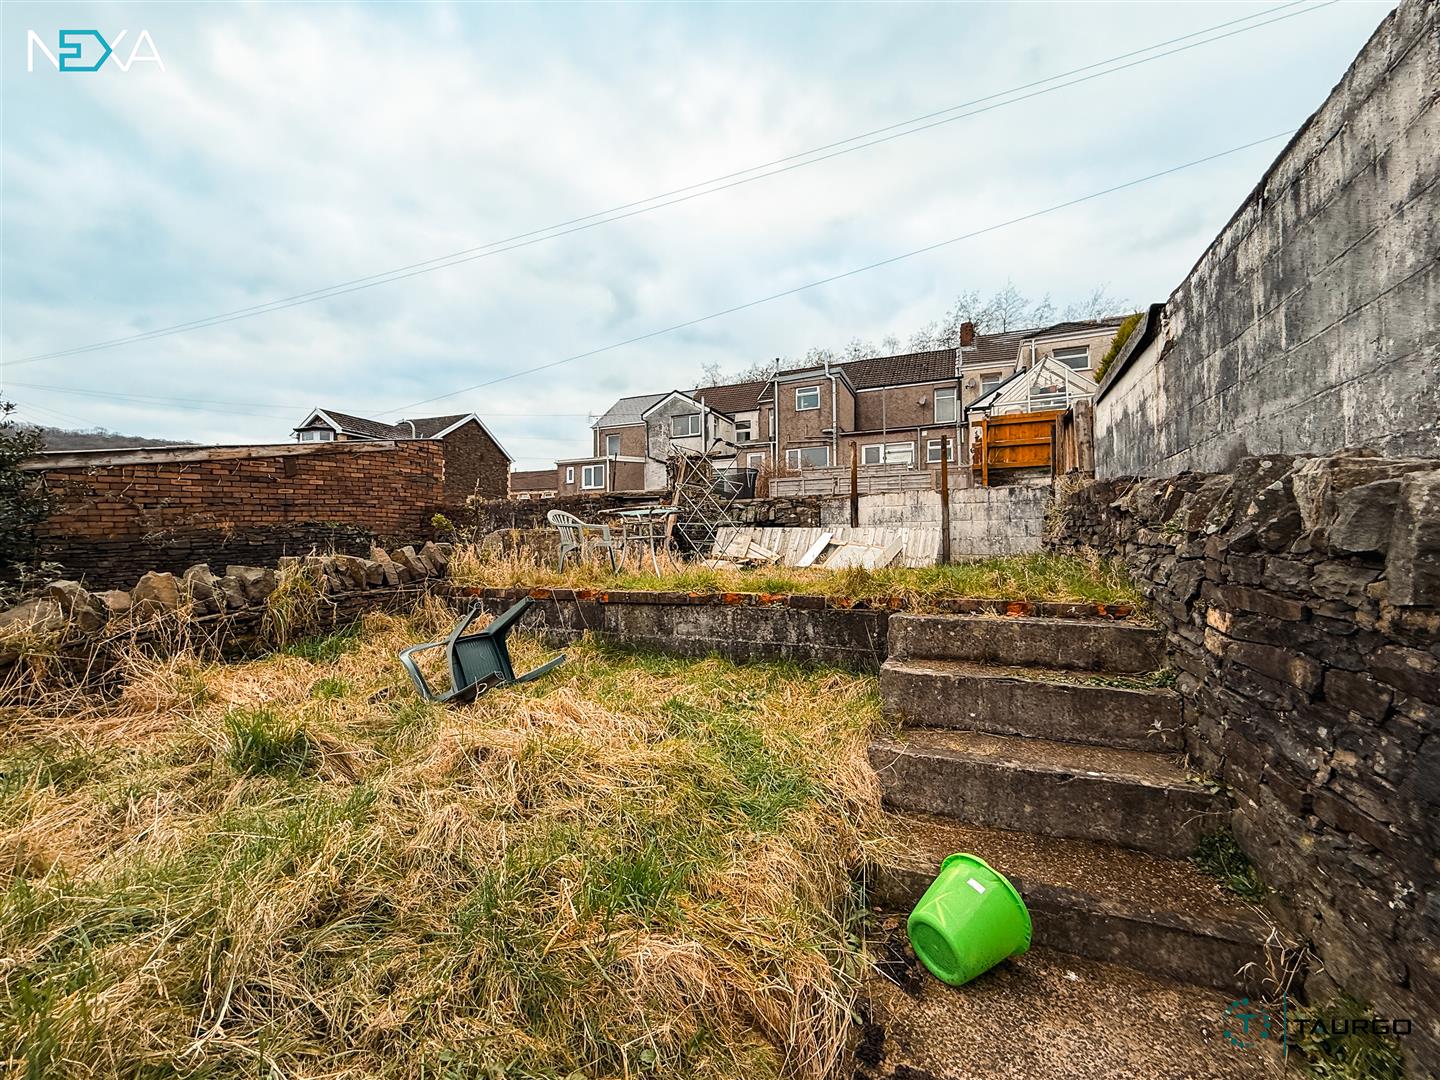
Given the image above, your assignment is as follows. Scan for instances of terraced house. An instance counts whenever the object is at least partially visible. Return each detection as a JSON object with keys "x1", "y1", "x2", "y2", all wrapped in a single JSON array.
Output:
[{"x1": 556, "y1": 316, "x2": 1125, "y2": 494}]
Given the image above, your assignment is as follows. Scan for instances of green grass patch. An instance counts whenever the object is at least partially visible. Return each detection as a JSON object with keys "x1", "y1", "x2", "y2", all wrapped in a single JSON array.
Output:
[
  {"x1": 1192, "y1": 831, "x2": 1266, "y2": 901},
  {"x1": 223, "y1": 707, "x2": 313, "y2": 776},
  {"x1": 1292, "y1": 996, "x2": 1407, "y2": 1080}
]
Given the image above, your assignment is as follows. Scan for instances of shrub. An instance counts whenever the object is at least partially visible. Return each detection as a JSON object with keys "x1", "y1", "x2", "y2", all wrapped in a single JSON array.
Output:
[
  {"x1": 1095, "y1": 310, "x2": 1144, "y2": 382},
  {"x1": 0, "y1": 401, "x2": 59, "y2": 584}
]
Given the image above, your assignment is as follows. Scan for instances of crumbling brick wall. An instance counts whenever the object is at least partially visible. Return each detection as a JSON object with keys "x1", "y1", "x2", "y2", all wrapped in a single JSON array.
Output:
[
  {"x1": 27, "y1": 441, "x2": 445, "y2": 587},
  {"x1": 438, "y1": 421, "x2": 510, "y2": 501},
  {"x1": 1053, "y1": 451, "x2": 1439, "y2": 1069}
]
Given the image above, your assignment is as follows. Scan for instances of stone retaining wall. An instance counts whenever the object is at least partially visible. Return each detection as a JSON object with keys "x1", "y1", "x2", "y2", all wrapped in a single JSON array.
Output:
[
  {"x1": 453, "y1": 586, "x2": 1135, "y2": 672},
  {"x1": 1052, "y1": 450, "x2": 1439, "y2": 1069}
]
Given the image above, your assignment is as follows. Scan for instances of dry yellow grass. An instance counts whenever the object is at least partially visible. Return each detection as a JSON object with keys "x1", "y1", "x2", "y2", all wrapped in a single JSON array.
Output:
[
  {"x1": 447, "y1": 544, "x2": 1144, "y2": 610},
  {"x1": 0, "y1": 597, "x2": 882, "y2": 1079}
]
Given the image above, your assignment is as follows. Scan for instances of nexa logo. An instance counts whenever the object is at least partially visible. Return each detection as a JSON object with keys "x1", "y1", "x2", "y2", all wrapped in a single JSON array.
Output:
[{"x1": 26, "y1": 30, "x2": 165, "y2": 73}]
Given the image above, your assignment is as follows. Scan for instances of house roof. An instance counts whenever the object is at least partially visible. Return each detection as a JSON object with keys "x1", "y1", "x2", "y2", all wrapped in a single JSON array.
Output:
[
  {"x1": 839, "y1": 348, "x2": 957, "y2": 390},
  {"x1": 509, "y1": 468, "x2": 558, "y2": 491},
  {"x1": 592, "y1": 392, "x2": 668, "y2": 429},
  {"x1": 301, "y1": 409, "x2": 404, "y2": 440},
  {"x1": 691, "y1": 379, "x2": 769, "y2": 415},
  {"x1": 404, "y1": 414, "x2": 469, "y2": 438},
  {"x1": 296, "y1": 408, "x2": 512, "y2": 460}
]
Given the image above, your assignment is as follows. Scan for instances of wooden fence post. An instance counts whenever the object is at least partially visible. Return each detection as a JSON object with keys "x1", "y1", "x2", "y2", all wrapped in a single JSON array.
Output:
[
  {"x1": 939, "y1": 435, "x2": 951, "y2": 565},
  {"x1": 849, "y1": 443, "x2": 859, "y2": 528}
]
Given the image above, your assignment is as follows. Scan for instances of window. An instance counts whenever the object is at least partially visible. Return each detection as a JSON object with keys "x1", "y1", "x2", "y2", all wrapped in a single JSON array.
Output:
[
  {"x1": 1029, "y1": 381, "x2": 1068, "y2": 411},
  {"x1": 746, "y1": 452, "x2": 767, "y2": 468},
  {"x1": 734, "y1": 419, "x2": 753, "y2": 443},
  {"x1": 298, "y1": 429, "x2": 333, "y2": 442},
  {"x1": 794, "y1": 386, "x2": 821, "y2": 411},
  {"x1": 672, "y1": 412, "x2": 701, "y2": 437},
  {"x1": 768, "y1": 410, "x2": 776, "y2": 436},
  {"x1": 927, "y1": 438, "x2": 956, "y2": 463},
  {"x1": 581, "y1": 463, "x2": 606, "y2": 490},
  {"x1": 565, "y1": 466, "x2": 575, "y2": 483},
  {"x1": 933, "y1": 387, "x2": 957, "y2": 423},
  {"x1": 979, "y1": 372, "x2": 1004, "y2": 396},
  {"x1": 861, "y1": 443, "x2": 912, "y2": 465},
  {"x1": 1053, "y1": 346, "x2": 1091, "y2": 369},
  {"x1": 884, "y1": 442, "x2": 914, "y2": 465},
  {"x1": 605, "y1": 434, "x2": 621, "y2": 457},
  {"x1": 785, "y1": 446, "x2": 831, "y2": 470}
]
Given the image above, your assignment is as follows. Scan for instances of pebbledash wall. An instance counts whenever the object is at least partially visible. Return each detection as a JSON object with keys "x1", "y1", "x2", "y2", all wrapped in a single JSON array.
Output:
[
  {"x1": 1053, "y1": 451, "x2": 1440, "y2": 1069},
  {"x1": 1094, "y1": 0, "x2": 1440, "y2": 477},
  {"x1": 24, "y1": 441, "x2": 446, "y2": 588},
  {"x1": 817, "y1": 485, "x2": 1049, "y2": 557}
]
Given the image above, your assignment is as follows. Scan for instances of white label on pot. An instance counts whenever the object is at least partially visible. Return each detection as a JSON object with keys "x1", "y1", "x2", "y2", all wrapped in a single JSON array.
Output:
[{"x1": 967, "y1": 878, "x2": 986, "y2": 894}]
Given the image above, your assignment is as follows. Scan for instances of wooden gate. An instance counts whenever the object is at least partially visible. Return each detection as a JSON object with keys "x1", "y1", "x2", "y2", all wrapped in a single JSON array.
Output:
[{"x1": 970, "y1": 409, "x2": 1066, "y2": 486}]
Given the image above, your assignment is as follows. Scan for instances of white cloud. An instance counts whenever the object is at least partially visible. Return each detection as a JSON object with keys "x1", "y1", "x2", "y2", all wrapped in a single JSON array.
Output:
[{"x1": 2, "y1": 0, "x2": 1395, "y2": 461}]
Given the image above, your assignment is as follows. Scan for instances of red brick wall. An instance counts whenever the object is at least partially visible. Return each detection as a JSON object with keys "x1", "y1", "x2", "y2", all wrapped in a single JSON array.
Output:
[{"x1": 25, "y1": 441, "x2": 446, "y2": 586}]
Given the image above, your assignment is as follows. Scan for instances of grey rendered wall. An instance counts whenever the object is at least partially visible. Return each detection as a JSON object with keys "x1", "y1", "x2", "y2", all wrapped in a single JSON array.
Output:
[
  {"x1": 1095, "y1": 0, "x2": 1439, "y2": 477},
  {"x1": 820, "y1": 486, "x2": 1049, "y2": 557}
]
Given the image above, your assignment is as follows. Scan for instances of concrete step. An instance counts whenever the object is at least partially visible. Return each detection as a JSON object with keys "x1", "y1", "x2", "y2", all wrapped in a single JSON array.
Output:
[
  {"x1": 869, "y1": 729, "x2": 1224, "y2": 857},
  {"x1": 889, "y1": 613, "x2": 1165, "y2": 673},
  {"x1": 859, "y1": 919, "x2": 1287, "y2": 1080},
  {"x1": 867, "y1": 811, "x2": 1278, "y2": 995},
  {"x1": 880, "y1": 657, "x2": 1183, "y2": 751}
]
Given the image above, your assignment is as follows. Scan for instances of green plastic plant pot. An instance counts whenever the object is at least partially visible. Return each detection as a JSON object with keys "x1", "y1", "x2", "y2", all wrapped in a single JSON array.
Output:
[{"x1": 906, "y1": 852, "x2": 1032, "y2": 987}]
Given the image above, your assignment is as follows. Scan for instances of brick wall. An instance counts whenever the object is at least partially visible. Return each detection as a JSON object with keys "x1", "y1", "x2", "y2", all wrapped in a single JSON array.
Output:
[
  {"x1": 438, "y1": 420, "x2": 510, "y2": 501},
  {"x1": 27, "y1": 441, "x2": 445, "y2": 587},
  {"x1": 1053, "y1": 451, "x2": 1440, "y2": 1071}
]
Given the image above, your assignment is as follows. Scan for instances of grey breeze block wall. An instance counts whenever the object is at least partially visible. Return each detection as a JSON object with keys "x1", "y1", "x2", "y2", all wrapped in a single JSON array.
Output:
[
  {"x1": 1095, "y1": 0, "x2": 1439, "y2": 477},
  {"x1": 1052, "y1": 451, "x2": 1440, "y2": 1072},
  {"x1": 819, "y1": 486, "x2": 1050, "y2": 557}
]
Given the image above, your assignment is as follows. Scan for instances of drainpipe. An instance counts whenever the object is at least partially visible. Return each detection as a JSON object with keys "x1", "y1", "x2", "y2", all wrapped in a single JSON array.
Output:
[
  {"x1": 402, "y1": 420, "x2": 417, "y2": 439},
  {"x1": 825, "y1": 358, "x2": 839, "y2": 464}
]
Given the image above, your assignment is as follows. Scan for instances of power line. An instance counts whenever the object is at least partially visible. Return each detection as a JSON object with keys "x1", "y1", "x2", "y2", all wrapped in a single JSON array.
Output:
[
  {"x1": 9, "y1": 1, "x2": 1330, "y2": 368},
  {"x1": 381, "y1": 131, "x2": 1293, "y2": 417},
  {"x1": 0, "y1": 379, "x2": 594, "y2": 418}
]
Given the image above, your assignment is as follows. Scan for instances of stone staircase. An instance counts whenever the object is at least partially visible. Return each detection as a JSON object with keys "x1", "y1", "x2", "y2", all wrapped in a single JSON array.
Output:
[{"x1": 862, "y1": 614, "x2": 1285, "y2": 1079}]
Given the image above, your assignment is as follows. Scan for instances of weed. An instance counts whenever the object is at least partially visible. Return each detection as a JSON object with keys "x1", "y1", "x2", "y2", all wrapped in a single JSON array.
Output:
[
  {"x1": 223, "y1": 707, "x2": 313, "y2": 776},
  {"x1": 1192, "y1": 831, "x2": 1266, "y2": 900},
  {"x1": 1292, "y1": 996, "x2": 1406, "y2": 1080},
  {"x1": 281, "y1": 623, "x2": 360, "y2": 663}
]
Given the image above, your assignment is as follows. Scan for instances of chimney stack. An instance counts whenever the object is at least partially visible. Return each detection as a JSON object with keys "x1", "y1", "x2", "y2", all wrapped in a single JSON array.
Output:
[{"x1": 959, "y1": 321, "x2": 976, "y2": 348}]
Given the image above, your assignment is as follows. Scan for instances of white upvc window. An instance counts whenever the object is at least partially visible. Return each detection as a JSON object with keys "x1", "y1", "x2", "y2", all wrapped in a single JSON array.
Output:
[
  {"x1": 672, "y1": 412, "x2": 701, "y2": 437},
  {"x1": 746, "y1": 452, "x2": 766, "y2": 468},
  {"x1": 980, "y1": 372, "x2": 1004, "y2": 396},
  {"x1": 581, "y1": 463, "x2": 606, "y2": 490},
  {"x1": 1053, "y1": 345, "x2": 1091, "y2": 369},
  {"x1": 565, "y1": 466, "x2": 575, "y2": 483},
  {"x1": 734, "y1": 419, "x2": 752, "y2": 442},
  {"x1": 785, "y1": 446, "x2": 831, "y2": 469},
  {"x1": 794, "y1": 385, "x2": 821, "y2": 411},
  {"x1": 926, "y1": 438, "x2": 956, "y2": 464},
  {"x1": 299, "y1": 429, "x2": 334, "y2": 442},
  {"x1": 933, "y1": 387, "x2": 957, "y2": 423},
  {"x1": 861, "y1": 444, "x2": 883, "y2": 465},
  {"x1": 885, "y1": 442, "x2": 914, "y2": 465},
  {"x1": 605, "y1": 433, "x2": 621, "y2": 456}
]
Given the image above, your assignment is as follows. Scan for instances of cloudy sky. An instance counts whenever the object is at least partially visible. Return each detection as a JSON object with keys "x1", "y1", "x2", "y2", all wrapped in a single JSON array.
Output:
[{"x1": 2, "y1": 0, "x2": 1393, "y2": 466}]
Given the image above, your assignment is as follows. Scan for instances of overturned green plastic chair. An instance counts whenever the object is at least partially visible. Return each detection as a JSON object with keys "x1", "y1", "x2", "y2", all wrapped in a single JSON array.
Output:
[{"x1": 398, "y1": 597, "x2": 566, "y2": 704}]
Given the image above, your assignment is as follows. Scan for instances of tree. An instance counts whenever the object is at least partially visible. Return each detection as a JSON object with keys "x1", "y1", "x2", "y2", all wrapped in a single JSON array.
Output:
[
  {"x1": 0, "y1": 401, "x2": 58, "y2": 580},
  {"x1": 697, "y1": 360, "x2": 724, "y2": 387},
  {"x1": 1063, "y1": 285, "x2": 1128, "y2": 322}
]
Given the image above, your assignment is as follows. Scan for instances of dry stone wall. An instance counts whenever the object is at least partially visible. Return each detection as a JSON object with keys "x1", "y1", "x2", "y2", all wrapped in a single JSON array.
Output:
[{"x1": 1052, "y1": 450, "x2": 1439, "y2": 1068}]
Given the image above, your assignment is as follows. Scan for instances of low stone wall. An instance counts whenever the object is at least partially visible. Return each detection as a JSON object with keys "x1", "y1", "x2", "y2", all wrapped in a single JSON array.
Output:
[
  {"x1": 453, "y1": 586, "x2": 1136, "y2": 672},
  {"x1": 0, "y1": 541, "x2": 456, "y2": 679},
  {"x1": 1052, "y1": 450, "x2": 1439, "y2": 1068}
]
